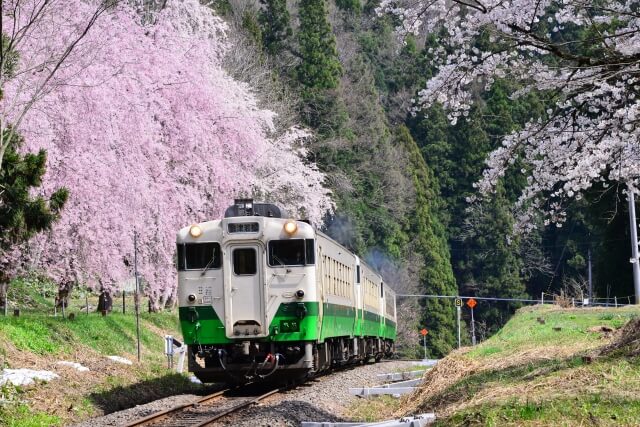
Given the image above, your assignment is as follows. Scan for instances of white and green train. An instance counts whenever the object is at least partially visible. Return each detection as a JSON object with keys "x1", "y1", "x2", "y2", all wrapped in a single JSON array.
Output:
[{"x1": 177, "y1": 199, "x2": 396, "y2": 383}]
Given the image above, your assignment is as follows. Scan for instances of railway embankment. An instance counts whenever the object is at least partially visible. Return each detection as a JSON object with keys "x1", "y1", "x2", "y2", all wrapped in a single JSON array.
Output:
[
  {"x1": 0, "y1": 306, "x2": 208, "y2": 426},
  {"x1": 351, "y1": 305, "x2": 640, "y2": 426}
]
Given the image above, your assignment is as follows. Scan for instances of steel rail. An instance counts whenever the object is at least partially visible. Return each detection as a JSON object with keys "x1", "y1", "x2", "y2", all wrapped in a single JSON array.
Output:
[
  {"x1": 192, "y1": 387, "x2": 281, "y2": 427},
  {"x1": 123, "y1": 388, "x2": 230, "y2": 427}
]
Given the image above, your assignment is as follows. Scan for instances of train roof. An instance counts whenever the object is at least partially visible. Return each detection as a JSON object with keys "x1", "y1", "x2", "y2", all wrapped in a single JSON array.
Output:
[{"x1": 315, "y1": 230, "x2": 386, "y2": 284}]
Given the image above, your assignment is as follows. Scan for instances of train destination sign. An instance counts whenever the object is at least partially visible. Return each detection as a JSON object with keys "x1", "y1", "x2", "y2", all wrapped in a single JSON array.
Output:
[{"x1": 466, "y1": 298, "x2": 477, "y2": 309}]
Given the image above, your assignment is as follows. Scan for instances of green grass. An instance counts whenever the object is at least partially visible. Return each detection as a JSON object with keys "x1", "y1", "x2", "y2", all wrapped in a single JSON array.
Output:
[
  {"x1": 0, "y1": 404, "x2": 62, "y2": 427},
  {"x1": 349, "y1": 395, "x2": 403, "y2": 422},
  {"x1": 0, "y1": 311, "x2": 180, "y2": 356},
  {"x1": 422, "y1": 306, "x2": 640, "y2": 426},
  {"x1": 0, "y1": 307, "x2": 186, "y2": 426},
  {"x1": 466, "y1": 306, "x2": 639, "y2": 360},
  {"x1": 358, "y1": 306, "x2": 640, "y2": 427},
  {"x1": 440, "y1": 395, "x2": 640, "y2": 426}
]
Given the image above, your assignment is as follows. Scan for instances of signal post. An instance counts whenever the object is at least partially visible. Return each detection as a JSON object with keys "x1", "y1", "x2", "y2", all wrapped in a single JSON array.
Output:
[
  {"x1": 420, "y1": 328, "x2": 428, "y2": 359},
  {"x1": 467, "y1": 298, "x2": 477, "y2": 345}
]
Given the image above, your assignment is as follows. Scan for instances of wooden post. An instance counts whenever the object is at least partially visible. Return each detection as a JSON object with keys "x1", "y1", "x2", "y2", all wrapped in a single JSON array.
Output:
[
  {"x1": 3, "y1": 285, "x2": 8, "y2": 317},
  {"x1": 85, "y1": 293, "x2": 89, "y2": 315}
]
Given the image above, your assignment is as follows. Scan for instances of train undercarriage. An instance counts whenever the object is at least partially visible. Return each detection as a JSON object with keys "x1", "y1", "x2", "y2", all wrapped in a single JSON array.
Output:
[{"x1": 188, "y1": 337, "x2": 395, "y2": 384}]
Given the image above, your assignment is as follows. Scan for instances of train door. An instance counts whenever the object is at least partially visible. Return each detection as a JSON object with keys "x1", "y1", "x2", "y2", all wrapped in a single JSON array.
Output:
[
  {"x1": 225, "y1": 243, "x2": 266, "y2": 337},
  {"x1": 317, "y1": 246, "x2": 325, "y2": 339},
  {"x1": 354, "y1": 258, "x2": 363, "y2": 337}
]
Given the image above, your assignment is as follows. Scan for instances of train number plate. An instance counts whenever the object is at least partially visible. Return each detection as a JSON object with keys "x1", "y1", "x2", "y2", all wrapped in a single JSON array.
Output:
[{"x1": 279, "y1": 319, "x2": 300, "y2": 332}]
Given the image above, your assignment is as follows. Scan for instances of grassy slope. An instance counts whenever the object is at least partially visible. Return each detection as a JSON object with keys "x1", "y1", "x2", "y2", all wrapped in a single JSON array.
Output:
[
  {"x1": 351, "y1": 305, "x2": 640, "y2": 426},
  {"x1": 0, "y1": 285, "x2": 204, "y2": 427}
]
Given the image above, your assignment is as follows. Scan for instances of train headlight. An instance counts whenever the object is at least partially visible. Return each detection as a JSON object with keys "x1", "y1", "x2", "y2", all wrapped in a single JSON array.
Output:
[
  {"x1": 295, "y1": 289, "x2": 305, "y2": 299},
  {"x1": 189, "y1": 224, "x2": 202, "y2": 238},
  {"x1": 187, "y1": 294, "x2": 196, "y2": 303},
  {"x1": 283, "y1": 220, "x2": 298, "y2": 235}
]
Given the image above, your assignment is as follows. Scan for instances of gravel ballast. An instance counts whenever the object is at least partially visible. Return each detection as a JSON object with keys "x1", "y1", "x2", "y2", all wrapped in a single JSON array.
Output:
[{"x1": 74, "y1": 360, "x2": 416, "y2": 426}]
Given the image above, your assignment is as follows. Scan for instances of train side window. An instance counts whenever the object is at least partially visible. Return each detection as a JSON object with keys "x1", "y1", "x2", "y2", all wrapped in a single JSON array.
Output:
[
  {"x1": 305, "y1": 239, "x2": 315, "y2": 264},
  {"x1": 233, "y1": 248, "x2": 257, "y2": 275},
  {"x1": 177, "y1": 244, "x2": 185, "y2": 270},
  {"x1": 179, "y1": 243, "x2": 221, "y2": 271}
]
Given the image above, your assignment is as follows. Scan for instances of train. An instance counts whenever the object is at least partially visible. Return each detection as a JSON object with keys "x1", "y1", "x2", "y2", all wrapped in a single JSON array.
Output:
[{"x1": 176, "y1": 199, "x2": 397, "y2": 383}]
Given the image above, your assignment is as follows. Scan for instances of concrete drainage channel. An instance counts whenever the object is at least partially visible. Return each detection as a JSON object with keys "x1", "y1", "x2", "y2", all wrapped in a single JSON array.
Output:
[
  {"x1": 304, "y1": 359, "x2": 438, "y2": 427},
  {"x1": 301, "y1": 414, "x2": 436, "y2": 427},
  {"x1": 349, "y1": 359, "x2": 438, "y2": 398}
]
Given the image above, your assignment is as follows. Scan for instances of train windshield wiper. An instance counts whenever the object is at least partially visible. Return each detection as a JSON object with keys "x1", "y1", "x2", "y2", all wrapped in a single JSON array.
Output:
[
  {"x1": 272, "y1": 252, "x2": 285, "y2": 267},
  {"x1": 200, "y1": 249, "x2": 216, "y2": 276}
]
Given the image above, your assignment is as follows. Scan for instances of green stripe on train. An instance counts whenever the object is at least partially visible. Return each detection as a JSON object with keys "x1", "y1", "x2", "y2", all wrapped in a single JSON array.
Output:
[
  {"x1": 178, "y1": 306, "x2": 232, "y2": 345},
  {"x1": 178, "y1": 303, "x2": 321, "y2": 345},
  {"x1": 179, "y1": 302, "x2": 395, "y2": 345}
]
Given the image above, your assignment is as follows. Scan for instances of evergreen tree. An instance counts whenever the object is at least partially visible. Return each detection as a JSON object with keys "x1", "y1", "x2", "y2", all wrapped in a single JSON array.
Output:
[
  {"x1": 335, "y1": 0, "x2": 361, "y2": 13},
  {"x1": 258, "y1": 0, "x2": 291, "y2": 54},
  {"x1": 296, "y1": 0, "x2": 342, "y2": 89},
  {"x1": 0, "y1": 128, "x2": 68, "y2": 250},
  {"x1": 397, "y1": 125, "x2": 457, "y2": 357},
  {"x1": 458, "y1": 184, "x2": 526, "y2": 333},
  {"x1": 242, "y1": 10, "x2": 263, "y2": 47},
  {"x1": 0, "y1": 127, "x2": 68, "y2": 308}
]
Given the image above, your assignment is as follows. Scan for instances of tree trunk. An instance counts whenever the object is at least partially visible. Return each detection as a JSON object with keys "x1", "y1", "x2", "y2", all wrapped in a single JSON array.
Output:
[
  {"x1": 97, "y1": 291, "x2": 113, "y2": 313},
  {"x1": 57, "y1": 280, "x2": 74, "y2": 309},
  {"x1": 0, "y1": 280, "x2": 7, "y2": 311},
  {"x1": 164, "y1": 293, "x2": 176, "y2": 310}
]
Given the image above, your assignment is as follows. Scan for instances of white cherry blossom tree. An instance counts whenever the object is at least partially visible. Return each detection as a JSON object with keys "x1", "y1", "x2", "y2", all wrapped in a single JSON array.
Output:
[{"x1": 377, "y1": 0, "x2": 640, "y2": 232}]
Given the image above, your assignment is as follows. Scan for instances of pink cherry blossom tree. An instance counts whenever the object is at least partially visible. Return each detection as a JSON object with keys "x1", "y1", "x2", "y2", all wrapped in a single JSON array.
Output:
[
  {"x1": 377, "y1": 0, "x2": 640, "y2": 232},
  {"x1": 5, "y1": 0, "x2": 331, "y2": 308},
  {"x1": 0, "y1": 0, "x2": 112, "y2": 170}
]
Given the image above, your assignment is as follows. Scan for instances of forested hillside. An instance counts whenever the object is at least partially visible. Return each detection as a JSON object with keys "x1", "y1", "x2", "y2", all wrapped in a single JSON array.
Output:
[{"x1": 218, "y1": 0, "x2": 640, "y2": 355}]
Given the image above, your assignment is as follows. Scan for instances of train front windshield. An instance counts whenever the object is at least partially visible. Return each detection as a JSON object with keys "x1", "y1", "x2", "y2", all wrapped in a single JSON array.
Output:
[
  {"x1": 177, "y1": 243, "x2": 222, "y2": 270},
  {"x1": 268, "y1": 239, "x2": 315, "y2": 266}
]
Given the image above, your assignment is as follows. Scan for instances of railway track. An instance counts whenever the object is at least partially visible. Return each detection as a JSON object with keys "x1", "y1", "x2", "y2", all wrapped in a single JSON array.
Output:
[
  {"x1": 122, "y1": 358, "x2": 413, "y2": 426},
  {"x1": 124, "y1": 387, "x2": 281, "y2": 427}
]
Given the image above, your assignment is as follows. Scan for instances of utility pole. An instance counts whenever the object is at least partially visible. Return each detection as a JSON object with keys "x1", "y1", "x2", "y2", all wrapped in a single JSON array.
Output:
[
  {"x1": 629, "y1": 187, "x2": 640, "y2": 304},
  {"x1": 588, "y1": 247, "x2": 593, "y2": 303},
  {"x1": 134, "y1": 230, "x2": 141, "y2": 362},
  {"x1": 456, "y1": 305, "x2": 461, "y2": 349}
]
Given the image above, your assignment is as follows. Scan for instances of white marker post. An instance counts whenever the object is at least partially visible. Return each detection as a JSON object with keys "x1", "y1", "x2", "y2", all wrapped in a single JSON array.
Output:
[{"x1": 455, "y1": 298, "x2": 462, "y2": 349}]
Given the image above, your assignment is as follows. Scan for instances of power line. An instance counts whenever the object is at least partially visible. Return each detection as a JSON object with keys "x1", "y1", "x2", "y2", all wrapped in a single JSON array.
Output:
[
  {"x1": 397, "y1": 294, "x2": 540, "y2": 303},
  {"x1": 396, "y1": 293, "x2": 632, "y2": 306}
]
